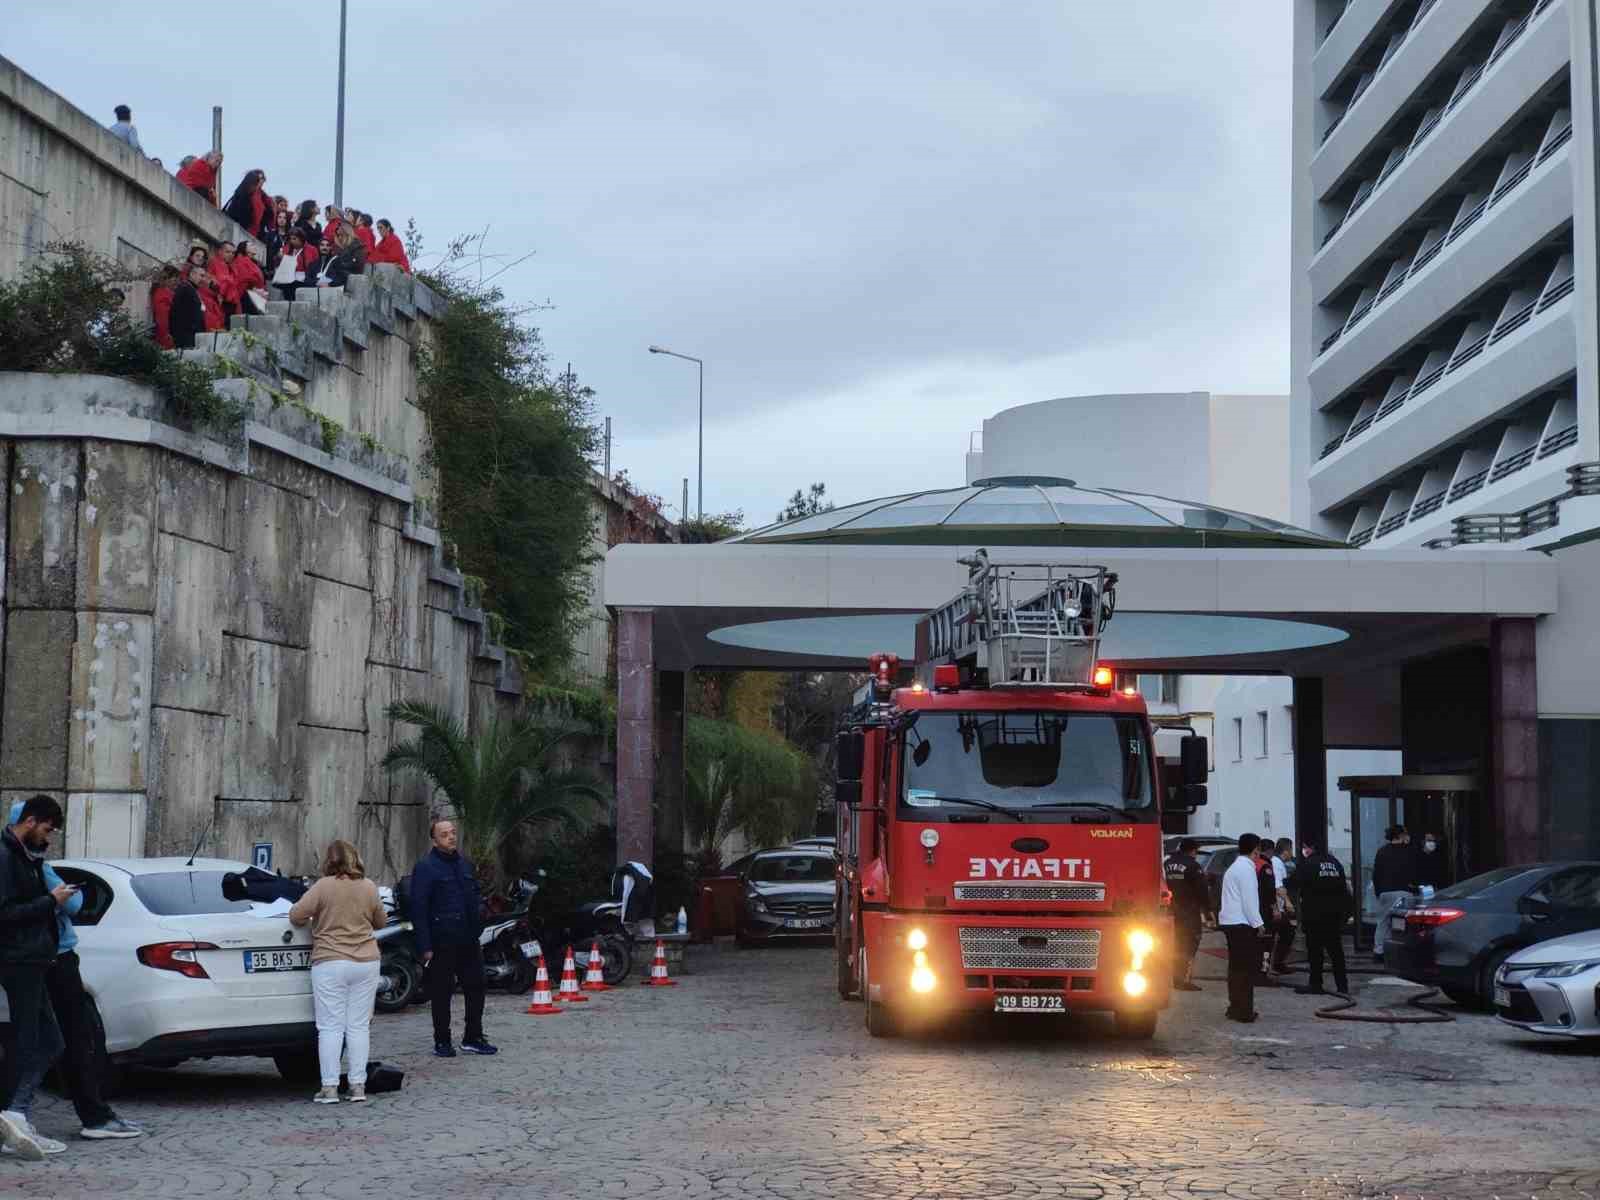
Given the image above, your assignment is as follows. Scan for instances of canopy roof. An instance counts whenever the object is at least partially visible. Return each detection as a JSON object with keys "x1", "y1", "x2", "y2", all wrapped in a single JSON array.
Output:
[{"x1": 730, "y1": 476, "x2": 1341, "y2": 549}]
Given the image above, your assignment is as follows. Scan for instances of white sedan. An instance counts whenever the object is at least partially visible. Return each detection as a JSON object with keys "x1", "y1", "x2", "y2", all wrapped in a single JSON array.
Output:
[
  {"x1": 5, "y1": 857, "x2": 319, "y2": 1081},
  {"x1": 1495, "y1": 927, "x2": 1600, "y2": 1038}
]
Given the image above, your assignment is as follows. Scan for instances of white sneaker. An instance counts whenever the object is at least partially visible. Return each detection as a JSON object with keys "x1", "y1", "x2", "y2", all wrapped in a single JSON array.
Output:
[
  {"x1": 0, "y1": 1111, "x2": 43, "y2": 1162},
  {"x1": 22, "y1": 1122, "x2": 65, "y2": 1155},
  {"x1": 312, "y1": 1086, "x2": 340, "y2": 1105}
]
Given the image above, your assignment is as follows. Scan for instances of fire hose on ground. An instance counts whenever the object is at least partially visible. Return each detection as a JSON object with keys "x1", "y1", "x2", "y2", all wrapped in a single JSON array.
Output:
[{"x1": 1190, "y1": 945, "x2": 1458, "y2": 1024}]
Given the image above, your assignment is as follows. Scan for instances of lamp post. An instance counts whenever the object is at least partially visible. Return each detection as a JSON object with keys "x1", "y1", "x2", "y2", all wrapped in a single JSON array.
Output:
[
  {"x1": 334, "y1": 0, "x2": 347, "y2": 206},
  {"x1": 647, "y1": 345, "x2": 703, "y2": 521}
]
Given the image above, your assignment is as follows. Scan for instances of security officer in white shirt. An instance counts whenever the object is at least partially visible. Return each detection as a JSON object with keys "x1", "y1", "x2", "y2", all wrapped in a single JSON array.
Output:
[{"x1": 1218, "y1": 833, "x2": 1266, "y2": 1022}]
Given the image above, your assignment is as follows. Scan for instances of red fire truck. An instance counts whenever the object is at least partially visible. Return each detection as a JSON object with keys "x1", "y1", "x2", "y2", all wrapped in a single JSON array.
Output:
[{"x1": 833, "y1": 553, "x2": 1208, "y2": 1038}]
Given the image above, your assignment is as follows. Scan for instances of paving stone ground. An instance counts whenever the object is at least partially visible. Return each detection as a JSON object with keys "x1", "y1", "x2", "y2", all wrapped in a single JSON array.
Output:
[{"x1": 8, "y1": 934, "x2": 1600, "y2": 1199}]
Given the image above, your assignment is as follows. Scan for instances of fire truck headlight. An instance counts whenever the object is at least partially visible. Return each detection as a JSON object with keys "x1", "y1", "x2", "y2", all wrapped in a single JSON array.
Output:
[
  {"x1": 1122, "y1": 971, "x2": 1149, "y2": 997},
  {"x1": 906, "y1": 928, "x2": 928, "y2": 951},
  {"x1": 910, "y1": 963, "x2": 937, "y2": 993},
  {"x1": 1126, "y1": 929, "x2": 1155, "y2": 959}
]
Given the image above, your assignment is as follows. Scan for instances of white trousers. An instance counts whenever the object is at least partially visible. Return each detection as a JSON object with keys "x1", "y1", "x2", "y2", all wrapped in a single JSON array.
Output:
[{"x1": 311, "y1": 958, "x2": 382, "y2": 1087}]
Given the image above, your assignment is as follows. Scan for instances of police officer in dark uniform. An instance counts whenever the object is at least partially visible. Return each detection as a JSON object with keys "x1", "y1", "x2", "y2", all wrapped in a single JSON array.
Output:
[
  {"x1": 1164, "y1": 838, "x2": 1206, "y2": 991},
  {"x1": 1291, "y1": 838, "x2": 1351, "y2": 996}
]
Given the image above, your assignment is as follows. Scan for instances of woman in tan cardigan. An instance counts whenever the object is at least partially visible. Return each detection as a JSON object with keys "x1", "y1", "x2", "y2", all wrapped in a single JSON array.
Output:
[{"x1": 289, "y1": 841, "x2": 388, "y2": 1103}]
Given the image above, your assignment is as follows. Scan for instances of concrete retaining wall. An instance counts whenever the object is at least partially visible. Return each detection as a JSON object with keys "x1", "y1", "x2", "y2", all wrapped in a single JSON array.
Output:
[{"x1": 0, "y1": 372, "x2": 526, "y2": 879}]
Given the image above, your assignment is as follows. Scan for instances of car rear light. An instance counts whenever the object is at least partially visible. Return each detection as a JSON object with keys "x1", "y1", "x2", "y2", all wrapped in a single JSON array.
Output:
[
  {"x1": 138, "y1": 941, "x2": 218, "y2": 979},
  {"x1": 1404, "y1": 907, "x2": 1465, "y2": 928}
]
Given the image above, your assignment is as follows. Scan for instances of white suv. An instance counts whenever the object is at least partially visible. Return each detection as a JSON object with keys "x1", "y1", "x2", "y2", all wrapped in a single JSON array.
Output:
[{"x1": 6, "y1": 857, "x2": 318, "y2": 1082}]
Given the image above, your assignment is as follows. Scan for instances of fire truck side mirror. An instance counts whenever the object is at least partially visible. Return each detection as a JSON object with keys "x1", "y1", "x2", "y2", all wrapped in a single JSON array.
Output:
[
  {"x1": 1180, "y1": 735, "x2": 1208, "y2": 786},
  {"x1": 835, "y1": 780, "x2": 862, "y2": 808},
  {"x1": 836, "y1": 730, "x2": 865, "y2": 782},
  {"x1": 1181, "y1": 783, "x2": 1208, "y2": 809}
]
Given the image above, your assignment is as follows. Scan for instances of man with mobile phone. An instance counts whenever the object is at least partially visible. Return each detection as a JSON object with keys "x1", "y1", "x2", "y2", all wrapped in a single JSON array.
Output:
[
  {"x1": 0, "y1": 795, "x2": 75, "y2": 1160},
  {"x1": 8, "y1": 802, "x2": 142, "y2": 1142}
]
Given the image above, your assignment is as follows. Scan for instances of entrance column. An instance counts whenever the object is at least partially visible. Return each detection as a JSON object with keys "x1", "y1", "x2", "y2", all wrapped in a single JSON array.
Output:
[
  {"x1": 1490, "y1": 618, "x2": 1540, "y2": 864},
  {"x1": 656, "y1": 670, "x2": 686, "y2": 857},
  {"x1": 1292, "y1": 678, "x2": 1327, "y2": 850},
  {"x1": 616, "y1": 608, "x2": 655, "y2": 869}
]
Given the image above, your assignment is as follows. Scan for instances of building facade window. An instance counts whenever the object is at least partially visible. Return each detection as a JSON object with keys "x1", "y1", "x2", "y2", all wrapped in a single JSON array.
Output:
[
  {"x1": 1233, "y1": 717, "x2": 1244, "y2": 762},
  {"x1": 1284, "y1": 705, "x2": 1296, "y2": 754},
  {"x1": 1257, "y1": 710, "x2": 1270, "y2": 757}
]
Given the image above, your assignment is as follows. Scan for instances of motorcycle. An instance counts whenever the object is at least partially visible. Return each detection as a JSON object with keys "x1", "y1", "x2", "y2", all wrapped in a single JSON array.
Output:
[
  {"x1": 513, "y1": 873, "x2": 634, "y2": 987},
  {"x1": 374, "y1": 888, "x2": 424, "y2": 1013}
]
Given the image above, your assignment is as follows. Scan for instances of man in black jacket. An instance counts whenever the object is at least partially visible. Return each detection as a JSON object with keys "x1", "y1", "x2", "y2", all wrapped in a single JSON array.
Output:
[
  {"x1": 1370, "y1": 826, "x2": 1415, "y2": 960},
  {"x1": 1292, "y1": 840, "x2": 1352, "y2": 996},
  {"x1": 1163, "y1": 839, "x2": 1206, "y2": 991},
  {"x1": 168, "y1": 265, "x2": 206, "y2": 350},
  {"x1": 0, "y1": 795, "x2": 76, "y2": 1161},
  {"x1": 411, "y1": 817, "x2": 496, "y2": 1059}
]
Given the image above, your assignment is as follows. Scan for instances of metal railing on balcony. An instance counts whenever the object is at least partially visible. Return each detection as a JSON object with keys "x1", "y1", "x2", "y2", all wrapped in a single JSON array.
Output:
[
  {"x1": 1321, "y1": 432, "x2": 1347, "y2": 459},
  {"x1": 1448, "y1": 467, "x2": 1490, "y2": 503},
  {"x1": 1412, "y1": 0, "x2": 1440, "y2": 30},
  {"x1": 1348, "y1": 525, "x2": 1376, "y2": 548},
  {"x1": 1346, "y1": 411, "x2": 1376, "y2": 441},
  {"x1": 1489, "y1": 445, "x2": 1538, "y2": 483},
  {"x1": 1489, "y1": 300, "x2": 1537, "y2": 345},
  {"x1": 1491, "y1": 159, "x2": 1534, "y2": 206},
  {"x1": 1376, "y1": 392, "x2": 1407, "y2": 422},
  {"x1": 1539, "y1": 274, "x2": 1575, "y2": 311},
  {"x1": 1426, "y1": 464, "x2": 1599, "y2": 550},
  {"x1": 1445, "y1": 198, "x2": 1488, "y2": 245},
  {"x1": 1320, "y1": 326, "x2": 1345, "y2": 354},
  {"x1": 1539, "y1": 424, "x2": 1578, "y2": 458},
  {"x1": 1409, "y1": 362, "x2": 1448, "y2": 398},
  {"x1": 1376, "y1": 512, "x2": 1408, "y2": 539},
  {"x1": 1537, "y1": 122, "x2": 1573, "y2": 164},
  {"x1": 1446, "y1": 334, "x2": 1490, "y2": 375},
  {"x1": 1488, "y1": 16, "x2": 1533, "y2": 68},
  {"x1": 1346, "y1": 296, "x2": 1376, "y2": 330},
  {"x1": 1408, "y1": 235, "x2": 1445, "y2": 276},
  {"x1": 1411, "y1": 490, "x2": 1446, "y2": 521}
]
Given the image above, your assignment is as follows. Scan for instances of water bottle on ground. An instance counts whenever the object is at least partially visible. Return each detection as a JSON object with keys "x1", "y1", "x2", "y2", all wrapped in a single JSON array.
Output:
[{"x1": 676, "y1": 906, "x2": 687, "y2": 934}]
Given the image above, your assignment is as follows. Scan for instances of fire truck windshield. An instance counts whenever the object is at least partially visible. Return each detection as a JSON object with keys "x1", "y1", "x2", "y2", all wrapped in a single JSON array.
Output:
[{"x1": 899, "y1": 711, "x2": 1153, "y2": 820}]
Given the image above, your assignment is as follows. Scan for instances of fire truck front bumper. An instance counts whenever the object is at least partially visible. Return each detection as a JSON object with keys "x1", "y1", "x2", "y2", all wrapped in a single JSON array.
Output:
[{"x1": 867, "y1": 912, "x2": 1170, "y2": 1018}]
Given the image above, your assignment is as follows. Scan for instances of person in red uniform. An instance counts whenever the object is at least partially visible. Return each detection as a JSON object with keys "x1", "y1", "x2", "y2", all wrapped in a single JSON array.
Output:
[
  {"x1": 209, "y1": 242, "x2": 240, "y2": 320},
  {"x1": 197, "y1": 270, "x2": 225, "y2": 332},
  {"x1": 176, "y1": 152, "x2": 223, "y2": 204},
  {"x1": 369, "y1": 220, "x2": 412, "y2": 274},
  {"x1": 351, "y1": 211, "x2": 377, "y2": 255},
  {"x1": 149, "y1": 265, "x2": 180, "y2": 349},
  {"x1": 322, "y1": 205, "x2": 345, "y2": 249},
  {"x1": 231, "y1": 242, "x2": 268, "y2": 314}
]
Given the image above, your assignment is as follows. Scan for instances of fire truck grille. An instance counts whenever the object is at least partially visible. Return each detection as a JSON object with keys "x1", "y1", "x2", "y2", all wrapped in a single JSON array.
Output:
[
  {"x1": 953, "y1": 883, "x2": 1105, "y2": 903},
  {"x1": 957, "y1": 927, "x2": 1101, "y2": 971}
]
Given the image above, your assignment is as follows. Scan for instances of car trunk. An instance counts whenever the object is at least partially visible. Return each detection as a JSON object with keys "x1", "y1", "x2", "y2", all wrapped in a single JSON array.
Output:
[{"x1": 179, "y1": 911, "x2": 315, "y2": 999}]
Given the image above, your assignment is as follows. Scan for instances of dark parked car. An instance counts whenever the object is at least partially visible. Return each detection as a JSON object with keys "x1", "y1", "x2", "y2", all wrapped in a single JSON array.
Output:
[
  {"x1": 1202, "y1": 845, "x2": 1241, "y2": 915},
  {"x1": 1384, "y1": 862, "x2": 1600, "y2": 1008},
  {"x1": 737, "y1": 849, "x2": 837, "y2": 946},
  {"x1": 1164, "y1": 835, "x2": 1234, "y2": 860}
]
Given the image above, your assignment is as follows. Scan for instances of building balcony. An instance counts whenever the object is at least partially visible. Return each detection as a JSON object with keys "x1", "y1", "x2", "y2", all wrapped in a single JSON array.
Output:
[
  {"x1": 1314, "y1": 0, "x2": 1414, "y2": 101},
  {"x1": 1309, "y1": 294, "x2": 1575, "y2": 515},
  {"x1": 1309, "y1": 0, "x2": 1569, "y2": 305},
  {"x1": 1313, "y1": 0, "x2": 1492, "y2": 200},
  {"x1": 1308, "y1": 137, "x2": 1571, "y2": 406}
]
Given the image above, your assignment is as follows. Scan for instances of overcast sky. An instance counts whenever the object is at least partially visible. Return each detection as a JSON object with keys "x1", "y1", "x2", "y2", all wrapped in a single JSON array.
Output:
[{"x1": 8, "y1": 2, "x2": 1290, "y2": 526}]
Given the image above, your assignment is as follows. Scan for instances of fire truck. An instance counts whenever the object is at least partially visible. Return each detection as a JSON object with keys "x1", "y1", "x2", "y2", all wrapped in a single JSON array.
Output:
[{"x1": 833, "y1": 552, "x2": 1209, "y2": 1038}]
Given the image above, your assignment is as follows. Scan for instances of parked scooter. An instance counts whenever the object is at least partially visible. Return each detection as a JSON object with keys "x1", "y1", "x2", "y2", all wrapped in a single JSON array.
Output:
[
  {"x1": 374, "y1": 887, "x2": 423, "y2": 1013},
  {"x1": 517, "y1": 873, "x2": 634, "y2": 986}
]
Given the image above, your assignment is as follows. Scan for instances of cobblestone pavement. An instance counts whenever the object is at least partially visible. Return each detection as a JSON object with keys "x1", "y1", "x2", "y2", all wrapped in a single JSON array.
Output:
[{"x1": 8, "y1": 936, "x2": 1600, "y2": 1199}]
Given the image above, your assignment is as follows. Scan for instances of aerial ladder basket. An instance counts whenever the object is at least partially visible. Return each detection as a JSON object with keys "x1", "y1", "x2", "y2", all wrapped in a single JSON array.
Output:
[{"x1": 919, "y1": 551, "x2": 1117, "y2": 687}]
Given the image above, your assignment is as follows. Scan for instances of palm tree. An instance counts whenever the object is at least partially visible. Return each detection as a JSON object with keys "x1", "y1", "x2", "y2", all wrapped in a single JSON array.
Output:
[
  {"x1": 684, "y1": 755, "x2": 737, "y2": 869},
  {"x1": 381, "y1": 699, "x2": 606, "y2": 883}
]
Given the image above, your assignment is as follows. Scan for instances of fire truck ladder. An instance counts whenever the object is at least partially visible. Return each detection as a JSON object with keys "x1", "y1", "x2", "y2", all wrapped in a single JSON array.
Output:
[{"x1": 923, "y1": 552, "x2": 1117, "y2": 686}]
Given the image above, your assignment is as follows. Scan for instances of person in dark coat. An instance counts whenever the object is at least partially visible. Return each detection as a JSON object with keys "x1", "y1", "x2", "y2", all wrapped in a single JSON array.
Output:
[
  {"x1": 1415, "y1": 832, "x2": 1448, "y2": 891},
  {"x1": 1371, "y1": 826, "x2": 1415, "y2": 959},
  {"x1": 1164, "y1": 839, "x2": 1207, "y2": 991},
  {"x1": 0, "y1": 795, "x2": 75, "y2": 1161},
  {"x1": 168, "y1": 266, "x2": 206, "y2": 349},
  {"x1": 222, "y1": 169, "x2": 270, "y2": 237},
  {"x1": 410, "y1": 817, "x2": 496, "y2": 1058},
  {"x1": 320, "y1": 225, "x2": 367, "y2": 289},
  {"x1": 1292, "y1": 839, "x2": 1352, "y2": 996}
]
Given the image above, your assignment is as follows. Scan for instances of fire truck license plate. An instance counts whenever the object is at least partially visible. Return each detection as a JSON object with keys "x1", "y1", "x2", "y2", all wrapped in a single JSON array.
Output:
[{"x1": 994, "y1": 992, "x2": 1065, "y2": 1014}]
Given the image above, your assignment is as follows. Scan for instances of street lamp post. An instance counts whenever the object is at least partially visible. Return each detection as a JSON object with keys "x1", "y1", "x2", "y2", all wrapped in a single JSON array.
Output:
[
  {"x1": 647, "y1": 345, "x2": 703, "y2": 522},
  {"x1": 334, "y1": 0, "x2": 347, "y2": 206}
]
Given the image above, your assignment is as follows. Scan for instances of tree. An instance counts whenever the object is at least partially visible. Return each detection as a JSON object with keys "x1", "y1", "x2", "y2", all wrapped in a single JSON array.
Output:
[
  {"x1": 778, "y1": 481, "x2": 833, "y2": 523},
  {"x1": 415, "y1": 268, "x2": 599, "y2": 675},
  {"x1": 679, "y1": 509, "x2": 746, "y2": 544},
  {"x1": 380, "y1": 700, "x2": 606, "y2": 885},
  {"x1": 685, "y1": 715, "x2": 817, "y2": 861}
]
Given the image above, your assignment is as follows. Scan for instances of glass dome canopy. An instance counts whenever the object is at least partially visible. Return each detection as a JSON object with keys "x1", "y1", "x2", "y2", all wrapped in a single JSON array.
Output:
[{"x1": 730, "y1": 477, "x2": 1342, "y2": 549}]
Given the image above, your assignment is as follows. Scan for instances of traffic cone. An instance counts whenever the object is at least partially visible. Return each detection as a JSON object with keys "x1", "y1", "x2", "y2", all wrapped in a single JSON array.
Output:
[
  {"x1": 524, "y1": 956, "x2": 563, "y2": 1015},
  {"x1": 555, "y1": 945, "x2": 589, "y2": 1003},
  {"x1": 641, "y1": 939, "x2": 677, "y2": 987},
  {"x1": 581, "y1": 940, "x2": 612, "y2": 991}
]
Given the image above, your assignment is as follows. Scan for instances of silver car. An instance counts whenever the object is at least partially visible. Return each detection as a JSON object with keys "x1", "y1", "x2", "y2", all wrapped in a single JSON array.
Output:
[{"x1": 1494, "y1": 928, "x2": 1600, "y2": 1038}]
